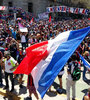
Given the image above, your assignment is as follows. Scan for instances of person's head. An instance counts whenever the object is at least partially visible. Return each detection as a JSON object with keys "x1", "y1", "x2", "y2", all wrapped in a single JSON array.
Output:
[
  {"x1": 71, "y1": 53, "x2": 77, "y2": 61},
  {"x1": 4, "y1": 51, "x2": 10, "y2": 59},
  {"x1": 22, "y1": 32, "x2": 25, "y2": 35},
  {"x1": 19, "y1": 49, "x2": 23, "y2": 55},
  {"x1": 83, "y1": 51, "x2": 89, "y2": 56}
]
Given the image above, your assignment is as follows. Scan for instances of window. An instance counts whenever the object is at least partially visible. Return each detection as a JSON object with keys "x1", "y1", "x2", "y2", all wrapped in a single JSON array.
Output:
[
  {"x1": 0, "y1": 0, "x2": 3, "y2": 6},
  {"x1": 8, "y1": 2, "x2": 13, "y2": 13},
  {"x1": 8, "y1": 2, "x2": 13, "y2": 7},
  {"x1": 28, "y1": 3, "x2": 33, "y2": 13}
]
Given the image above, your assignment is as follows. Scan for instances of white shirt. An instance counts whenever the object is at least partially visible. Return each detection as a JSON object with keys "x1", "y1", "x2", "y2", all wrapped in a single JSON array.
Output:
[
  {"x1": 21, "y1": 35, "x2": 26, "y2": 43},
  {"x1": 5, "y1": 57, "x2": 17, "y2": 73}
]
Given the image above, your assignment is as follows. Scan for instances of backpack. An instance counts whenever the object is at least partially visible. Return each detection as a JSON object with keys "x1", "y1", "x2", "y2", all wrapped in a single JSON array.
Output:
[{"x1": 71, "y1": 62, "x2": 81, "y2": 81}]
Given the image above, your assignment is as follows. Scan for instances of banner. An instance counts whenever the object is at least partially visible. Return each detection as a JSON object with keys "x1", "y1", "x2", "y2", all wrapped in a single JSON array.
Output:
[
  {"x1": 0, "y1": 7, "x2": 34, "y2": 20},
  {"x1": 38, "y1": 12, "x2": 49, "y2": 19},
  {"x1": 46, "y1": 6, "x2": 90, "y2": 15},
  {"x1": 0, "y1": 6, "x2": 7, "y2": 10}
]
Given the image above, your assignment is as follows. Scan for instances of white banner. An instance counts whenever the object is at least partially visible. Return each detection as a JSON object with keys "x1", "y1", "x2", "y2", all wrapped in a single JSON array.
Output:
[
  {"x1": 0, "y1": 6, "x2": 7, "y2": 10},
  {"x1": 38, "y1": 12, "x2": 49, "y2": 19}
]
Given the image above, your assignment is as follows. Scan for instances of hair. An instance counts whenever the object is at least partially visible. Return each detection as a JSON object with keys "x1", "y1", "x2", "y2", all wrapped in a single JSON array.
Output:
[
  {"x1": 4, "y1": 51, "x2": 10, "y2": 56},
  {"x1": 71, "y1": 53, "x2": 77, "y2": 61},
  {"x1": 83, "y1": 51, "x2": 89, "y2": 56}
]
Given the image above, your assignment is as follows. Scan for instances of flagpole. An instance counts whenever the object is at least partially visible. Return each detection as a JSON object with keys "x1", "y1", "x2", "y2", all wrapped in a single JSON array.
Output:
[{"x1": 14, "y1": 8, "x2": 16, "y2": 27}]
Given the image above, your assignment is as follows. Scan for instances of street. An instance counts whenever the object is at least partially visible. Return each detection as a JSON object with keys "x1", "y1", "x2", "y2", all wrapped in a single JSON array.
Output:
[{"x1": 0, "y1": 66, "x2": 89, "y2": 100}]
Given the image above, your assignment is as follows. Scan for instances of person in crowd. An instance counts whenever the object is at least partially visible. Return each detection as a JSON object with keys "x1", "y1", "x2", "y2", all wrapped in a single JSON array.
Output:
[
  {"x1": 26, "y1": 32, "x2": 29, "y2": 47},
  {"x1": 0, "y1": 17, "x2": 89, "y2": 100},
  {"x1": 27, "y1": 74, "x2": 39, "y2": 100},
  {"x1": 20, "y1": 32, "x2": 27, "y2": 51},
  {"x1": 56, "y1": 67, "x2": 64, "y2": 93},
  {"x1": 9, "y1": 27, "x2": 17, "y2": 39},
  {"x1": 9, "y1": 38, "x2": 19, "y2": 60},
  {"x1": 17, "y1": 49, "x2": 25, "y2": 88},
  {"x1": 0, "y1": 42, "x2": 5, "y2": 55},
  {"x1": 66, "y1": 53, "x2": 80, "y2": 100},
  {"x1": 16, "y1": 32, "x2": 21, "y2": 43},
  {"x1": 3, "y1": 51, "x2": 18, "y2": 92},
  {"x1": 83, "y1": 88, "x2": 90, "y2": 100},
  {"x1": 58, "y1": 67, "x2": 64, "y2": 89},
  {"x1": 83, "y1": 51, "x2": 90, "y2": 81},
  {"x1": 0, "y1": 51, "x2": 3, "y2": 86}
]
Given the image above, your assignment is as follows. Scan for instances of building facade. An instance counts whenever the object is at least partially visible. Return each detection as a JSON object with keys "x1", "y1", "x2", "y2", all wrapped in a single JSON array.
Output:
[
  {"x1": 2, "y1": 0, "x2": 53, "y2": 16},
  {"x1": 1, "y1": 0, "x2": 90, "y2": 16}
]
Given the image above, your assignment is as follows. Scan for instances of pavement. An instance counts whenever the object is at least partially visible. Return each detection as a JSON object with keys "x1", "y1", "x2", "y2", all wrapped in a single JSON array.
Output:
[{"x1": 0, "y1": 66, "x2": 90, "y2": 100}]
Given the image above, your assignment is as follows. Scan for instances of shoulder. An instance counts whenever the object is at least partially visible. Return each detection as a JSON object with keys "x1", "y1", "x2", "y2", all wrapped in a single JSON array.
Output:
[
  {"x1": 2, "y1": 58, "x2": 6, "y2": 62},
  {"x1": 68, "y1": 61, "x2": 72, "y2": 71},
  {"x1": 10, "y1": 57, "x2": 17, "y2": 62}
]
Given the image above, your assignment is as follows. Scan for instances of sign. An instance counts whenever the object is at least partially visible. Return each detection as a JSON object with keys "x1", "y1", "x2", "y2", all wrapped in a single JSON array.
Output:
[
  {"x1": 0, "y1": 6, "x2": 7, "y2": 10},
  {"x1": 38, "y1": 12, "x2": 49, "y2": 19}
]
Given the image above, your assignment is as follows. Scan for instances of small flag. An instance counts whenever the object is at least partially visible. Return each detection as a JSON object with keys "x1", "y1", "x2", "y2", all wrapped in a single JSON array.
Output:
[
  {"x1": 18, "y1": 23, "x2": 28, "y2": 32},
  {"x1": 49, "y1": 16, "x2": 51, "y2": 23},
  {"x1": 74, "y1": 8, "x2": 79, "y2": 14},
  {"x1": 61, "y1": 6, "x2": 67, "y2": 13},
  {"x1": 88, "y1": 18, "x2": 90, "y2": 20},
  {"x1": 30, "y1": 18, "x2": 34, "y2": 24}
]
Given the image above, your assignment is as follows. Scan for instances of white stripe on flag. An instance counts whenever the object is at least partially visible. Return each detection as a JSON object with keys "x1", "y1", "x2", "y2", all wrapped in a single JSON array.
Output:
[{"x1": 31, "y1": 31, "x2": 70, "y2": 88}]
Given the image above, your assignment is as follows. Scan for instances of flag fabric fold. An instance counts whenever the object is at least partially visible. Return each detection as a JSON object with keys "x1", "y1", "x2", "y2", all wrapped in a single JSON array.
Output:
[
  {"x1": 14, "y1": 41, "x2": 48, "y2": 75},
  {"x1": 14, "y1": 27, "x2": 90, "y2": 98}
]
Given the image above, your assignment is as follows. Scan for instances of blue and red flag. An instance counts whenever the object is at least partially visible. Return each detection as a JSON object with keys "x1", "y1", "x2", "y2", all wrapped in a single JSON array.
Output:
[{"x1": 14, "y1": 27, "x2": 90, "y2": 98}]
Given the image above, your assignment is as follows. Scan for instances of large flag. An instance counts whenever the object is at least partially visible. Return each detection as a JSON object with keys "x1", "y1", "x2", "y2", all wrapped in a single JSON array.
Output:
[
  {"x1": 14, "y1": 27, "x2": 90, "y2": 98},
  {"x1": 78, "y1": 53, "x2": 90, "y2": 70}
]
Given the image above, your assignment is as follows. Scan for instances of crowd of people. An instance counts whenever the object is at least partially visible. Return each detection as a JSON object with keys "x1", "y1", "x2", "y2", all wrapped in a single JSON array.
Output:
[{"x1": 0, "y1": 17, "x2": 90, "y2": 100}]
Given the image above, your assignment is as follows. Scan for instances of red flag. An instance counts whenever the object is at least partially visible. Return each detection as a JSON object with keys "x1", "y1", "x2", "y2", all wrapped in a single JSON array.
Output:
[
  {"x1": 82, "y1": 9, "x2": 86, "y2": 14},
  {"x1": 59, "y1": 6, "x2": 62, "y2": 11},
  {"x1": 88, "y1": 18, "x2": 90, "y2": 20},
  {"x1": 14, "y1": 41, "x2": 48, "y2": 75},
  {"x1": 75, "y1": 8, "x2": 78, "y2": 14},
  {"x1": 49, "y1": 16, "x2": 51, "y2": 23}
]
